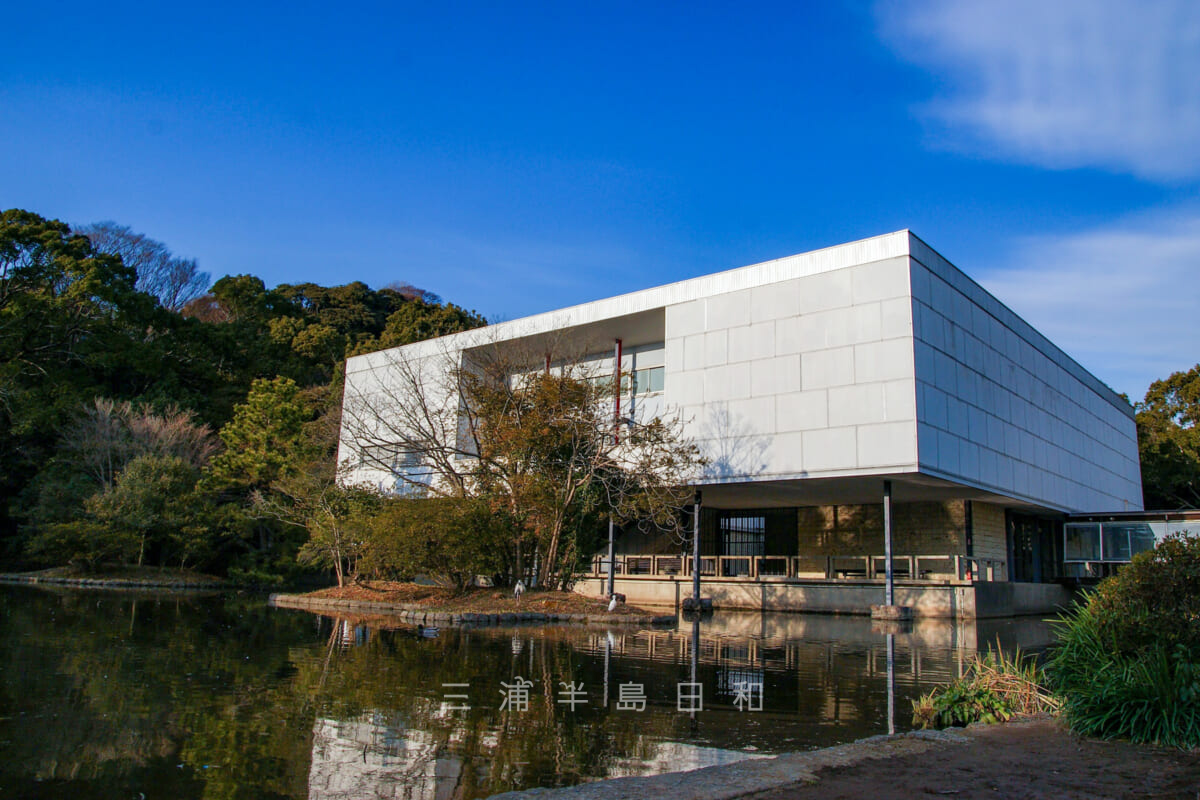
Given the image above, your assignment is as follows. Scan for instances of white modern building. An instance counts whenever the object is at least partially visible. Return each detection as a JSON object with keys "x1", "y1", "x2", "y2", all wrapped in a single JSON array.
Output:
[{"x1": 339, "y1": 231, "x2": 1143, "y2": 617}]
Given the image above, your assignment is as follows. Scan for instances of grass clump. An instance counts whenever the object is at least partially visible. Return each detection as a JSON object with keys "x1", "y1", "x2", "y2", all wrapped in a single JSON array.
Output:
[
  {"x1": 913, "y1": 646, "x2": 1059, "y2": 729},
  {"x1": 1045, "y1": 532, "x2": 1200, "y2": 748}
]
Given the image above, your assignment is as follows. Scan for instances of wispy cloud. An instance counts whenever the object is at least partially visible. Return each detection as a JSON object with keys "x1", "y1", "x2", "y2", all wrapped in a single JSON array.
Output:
[
  {"x1": 877, "y1": 0, "x2": 1200, "y2": 181},
  {"x1": 977, "y1": 207, "x2": 1200, "y2": 399}
]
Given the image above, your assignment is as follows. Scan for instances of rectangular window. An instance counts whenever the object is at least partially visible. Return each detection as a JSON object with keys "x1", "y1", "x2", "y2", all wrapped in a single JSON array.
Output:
[
  {"x1": 721, "y1": 515, "x2": 765, "y2": 557},
  {"x1": 1102, "y1": 523, "x2": 1156, "y2": 562},
  {"x1": 1064, "y1": 523, "x2": 1100, "y2": 561},
  {"x1": 1101, "y1": 525, "x2": 1131, "y2": 561},
  {"x1": 1065, "y1": 522, "x2": 1157, "y2": 563},
  {"x1": 1128, "y1": 525, "x2": 1157, "y2": 556},
  {"x1": 632, "y1": 366, "x2": 664, "y2": 395}
]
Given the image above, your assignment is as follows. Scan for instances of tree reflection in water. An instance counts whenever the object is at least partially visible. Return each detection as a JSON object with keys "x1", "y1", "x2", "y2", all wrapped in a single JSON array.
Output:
[{"x1": 0, "y1": 586, "x2": 1053, "y2": 799}]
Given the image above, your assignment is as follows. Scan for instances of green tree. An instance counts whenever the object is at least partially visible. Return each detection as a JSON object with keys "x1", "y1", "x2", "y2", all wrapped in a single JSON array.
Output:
[
  {"x1": 207, "y1": 377, "x2": 310, "y2": 492},
  {"x1": 1137, "y1": 364, "x2": 1200, "y2": 509},
  {"x1": 29, "y1": 454, "x2": 221, "y2": 571},
  {"x1": 0, "y1": 209, "x2": 152, "y2": 556},
  {"x1": 259, "y1": 471, "x2": 379, "y2": 587},
  {"x1": 89, "y1": 454, "x2": 217, "y2": 568},
  {"x1": 361, "y1": 496, "x2": 514, "y2": 592},
  {"x1": 358, "y1": 299, "x2": 486, "y2": 352}
]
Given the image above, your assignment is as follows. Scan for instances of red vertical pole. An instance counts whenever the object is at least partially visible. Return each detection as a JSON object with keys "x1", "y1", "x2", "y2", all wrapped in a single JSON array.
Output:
[{"x1": 613, "y1": 338, "x2": 623, "y2": 443}]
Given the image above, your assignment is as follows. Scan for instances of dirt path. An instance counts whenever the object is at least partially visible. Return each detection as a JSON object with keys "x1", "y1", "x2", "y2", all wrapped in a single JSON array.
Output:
[
  {"x1": 743, "y1": 719, "x2": 1199, "y2": 800},
  {"x1": 489, "y1": 719, "x2": 1198, "y2": 800}
]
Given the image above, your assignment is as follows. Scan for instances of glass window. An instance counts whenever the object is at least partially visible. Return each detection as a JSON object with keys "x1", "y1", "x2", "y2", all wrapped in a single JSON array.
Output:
[
  {"x1": 721, "y1": 515, "x2": 765, "y2": 556},
  {"x1": 1128, "y1": 525, "x2": 1157, "y2": 556},
  {"x1": 586, "y1": 374, "x2": 612, "y2": 391},
  {"x1": 1101, "y1": 525, "x2": 1130, "y2": 561},
  {"x1": 1102, "y1": 523, "x2": 1153, "y2": 562},
  {"x1": 1064, "y1": 524, "x2": 1100, "y2": 561},
  {"x1": 632, "y1": 366, "x2": 664, "y2": 395}
]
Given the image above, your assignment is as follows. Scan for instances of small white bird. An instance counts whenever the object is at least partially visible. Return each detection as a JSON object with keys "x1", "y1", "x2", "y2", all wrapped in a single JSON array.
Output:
[
  {"x1": 513, "y1": 580, "x2": 525, "y2": 603},
  {"x1": 607, "y1": 595, "x2": 619, "y2": 613}
]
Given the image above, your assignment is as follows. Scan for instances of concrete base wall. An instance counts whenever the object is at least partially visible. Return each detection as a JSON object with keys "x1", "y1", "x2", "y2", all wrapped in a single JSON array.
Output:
[
  {"x1": 970, "y1": 581, "x2": 1076, "y2": 618},
  {"x1": 575, "y1": 576, "x2": 1077, "y2": 619}
]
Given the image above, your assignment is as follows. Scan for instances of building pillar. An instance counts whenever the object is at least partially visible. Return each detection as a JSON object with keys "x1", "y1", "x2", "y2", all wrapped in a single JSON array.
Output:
[
  {"x1": 884, "y1": 479, "x2": 894, "y2": 606},
  {"x1": 871, "y1": 479, "x2": 912, "y2": 622},
  {"x1": 692, "y1": 491, "x2": 701, "y2": 603},
  {"x1": 606, "y1": 516, "x2": 615, "y2": 597}
]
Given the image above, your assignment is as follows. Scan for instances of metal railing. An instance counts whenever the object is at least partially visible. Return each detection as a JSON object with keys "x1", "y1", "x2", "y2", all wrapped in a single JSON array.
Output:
[{"x1": 589, "y1": 553, "x2": 1006, "y2": 582}]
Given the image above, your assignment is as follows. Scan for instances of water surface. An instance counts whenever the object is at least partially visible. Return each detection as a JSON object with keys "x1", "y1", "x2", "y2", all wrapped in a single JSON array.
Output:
[{"x1": 0, "y1": 585, "x2": 1053, "y2": 799}]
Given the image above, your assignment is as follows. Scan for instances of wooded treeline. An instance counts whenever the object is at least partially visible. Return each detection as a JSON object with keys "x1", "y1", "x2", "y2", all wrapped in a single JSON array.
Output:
[
  {"x1": 0, "y1": 208, "x2": 485, "y2": 581},
  {"x1": 2, "y1": 206, "x2": 1198, "y2": 585}
]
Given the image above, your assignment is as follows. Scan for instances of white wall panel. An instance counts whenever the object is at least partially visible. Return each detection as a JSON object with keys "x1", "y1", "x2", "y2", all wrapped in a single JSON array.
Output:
[
  {"x1": 801, "y1": 346, "x2": 857, "y2": 389},
  {"x1": 910, "y1": 235, "x2": 1141, "y2": 512},
  {"x1": 776, "y1": 389, "x2": 829, "y2": 432}
]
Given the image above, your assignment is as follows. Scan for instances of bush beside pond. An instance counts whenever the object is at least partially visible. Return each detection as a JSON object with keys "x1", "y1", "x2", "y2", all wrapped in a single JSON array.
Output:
[
  {"x1": 916, "y1": 533, "x2": 1199, "y2": 748},
  {"x1": 1045, "y1": 532, "x2": 1200, "y2": 748}
]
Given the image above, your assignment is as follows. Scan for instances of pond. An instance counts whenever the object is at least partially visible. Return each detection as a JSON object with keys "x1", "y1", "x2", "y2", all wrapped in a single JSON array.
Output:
[{"x1": 0, "y1": 585, "x2": 1055, "y2": 799}]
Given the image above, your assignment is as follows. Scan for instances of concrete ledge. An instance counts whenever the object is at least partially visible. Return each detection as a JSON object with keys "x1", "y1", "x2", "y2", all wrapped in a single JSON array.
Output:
[
  {"x1": 269, "y1": 593, "x2": 677, "y2": 628},
  {"x1": 870, "y1": 604, "x2": 913, "y2": 621},
  {"x1": 486, "y1": 727, "x2": 972, "y2": 799},
  {"x1": 575, "y1": 576, "x2": 1078, "y2": 619}
]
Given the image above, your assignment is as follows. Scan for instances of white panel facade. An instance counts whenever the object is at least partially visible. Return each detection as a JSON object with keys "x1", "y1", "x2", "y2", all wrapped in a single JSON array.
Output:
[
  {"x1": 337, "y1": 230, "x2": 1142, "y2": 515},
  {"x1": 908, "y1": 236, "x2": 1142, "y2": 512},
  {"x1": 666, "y1": 254, "x2": 918, "y2": 483}
]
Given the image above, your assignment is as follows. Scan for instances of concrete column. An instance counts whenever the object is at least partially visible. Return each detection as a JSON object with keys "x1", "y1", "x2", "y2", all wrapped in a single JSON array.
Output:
[
  {"x1": 692, "y1": 491, "x2": 702, "y2": 603},
  {"x1": 606, "y1": 516, "x2": 616, "y2": 597},
  {"x1": 884, "y1": 479, "x2": 894, "y2": 607}
]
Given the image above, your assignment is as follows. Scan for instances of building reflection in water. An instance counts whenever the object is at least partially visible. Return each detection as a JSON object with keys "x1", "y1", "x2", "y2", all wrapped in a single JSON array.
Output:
[{"x1": 301, "y1": 610, "x2": 1054, "y2": 799}]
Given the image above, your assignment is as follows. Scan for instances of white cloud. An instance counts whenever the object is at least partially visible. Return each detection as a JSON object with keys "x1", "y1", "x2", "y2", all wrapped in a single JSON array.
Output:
[
  {"x1": 878, "y1": 0, "x2": 1200, "y2": 180},
  {"x1": 977, "y1": 207, "x2": 1200, "y2": 399}
]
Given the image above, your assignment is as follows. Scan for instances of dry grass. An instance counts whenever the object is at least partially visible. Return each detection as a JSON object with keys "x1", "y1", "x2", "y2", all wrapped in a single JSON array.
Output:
[
  {"x1": 307, "y1": 580, "x2": 653, "y2": 616},
  {"x1": 912, "y1": 645, "x2": 1060, "y2": 729},
  {"x1": 968, "y1": 647, "x2": 1062, "y2": 716}
]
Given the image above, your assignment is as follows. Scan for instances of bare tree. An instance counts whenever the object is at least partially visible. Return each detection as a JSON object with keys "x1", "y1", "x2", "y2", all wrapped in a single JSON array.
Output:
[
  {"x1": 255, "y1": 468, "x2": 376, "y2": 588},
  {"x1": 63, "y1": 398, "x2": 219, "y2": 491},
  {"x1": 76, "y1": 222, "x2": 211, "y2": 311},
  {"x1": 340, "y1": 333, "x2": 703, "y2": 589},
  {"x1": 382, "y1": 281, "x2": 441, "y2": 304}
]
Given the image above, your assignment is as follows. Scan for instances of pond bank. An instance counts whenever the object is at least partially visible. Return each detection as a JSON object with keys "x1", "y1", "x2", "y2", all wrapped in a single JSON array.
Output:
[
  {"x1": 0, "y1": 569, "x2": 226, "y2": 590},
  {"x1": 488, "y1": 717, "x2": 1200, "y2": 800},
  {"x1": 270, "y1": 591, "x2": 678, "y2": 627}
]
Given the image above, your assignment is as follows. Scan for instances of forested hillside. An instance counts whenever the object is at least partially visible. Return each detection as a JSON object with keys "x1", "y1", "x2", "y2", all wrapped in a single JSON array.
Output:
[{"x1": 0, "y1": 208, "x2": 485, "y2": 581}]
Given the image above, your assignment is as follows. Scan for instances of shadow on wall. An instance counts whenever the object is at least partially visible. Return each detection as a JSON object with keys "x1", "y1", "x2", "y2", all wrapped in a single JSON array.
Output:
[
  {"x1": 798, "y1": 502, "x2": 966, "y2": 556},
  {"x1": 697, "y1": 402, "x2": 771, "y2": 481}
]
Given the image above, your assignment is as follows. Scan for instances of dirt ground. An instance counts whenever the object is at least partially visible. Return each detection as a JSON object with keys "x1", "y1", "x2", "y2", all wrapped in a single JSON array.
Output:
[
  {"x1": 743, "y1": 718, "x2": 1200, "y2": 800},
  {"x1": 307, "y1": 580, "x2": 653, "y2": 616}
]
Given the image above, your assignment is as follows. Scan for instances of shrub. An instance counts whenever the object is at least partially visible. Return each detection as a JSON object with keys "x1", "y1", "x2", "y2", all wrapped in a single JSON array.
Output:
[
  {"x1": 359, "y1": 497, "x2": 514, "y2": 593},
  {"x1": 1086, "y1": 532, "x2": 1200, "y2": 656},
  {"x1": 1045, "y1": 532, "x2": 1200, "y2": 748},
  {"x1": 913, "y1": 646, "x2": 1058, "y2": 729}
]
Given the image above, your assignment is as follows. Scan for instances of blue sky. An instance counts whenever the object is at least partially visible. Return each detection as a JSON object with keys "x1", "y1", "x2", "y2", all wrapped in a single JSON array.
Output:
[{"x1": 2, "y1": 1, "x2": 1197, "y2": 399}]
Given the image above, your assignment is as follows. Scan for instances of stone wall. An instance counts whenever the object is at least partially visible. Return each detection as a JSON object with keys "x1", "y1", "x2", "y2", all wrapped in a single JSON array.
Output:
[
  {"x1": 971, "y1": 501, "x2": 1008, "y2": 579},
  {"x1": 796, "y1": 500, "x2": 967, "y2": 556},
  {"x1": 577, "y1": 574, "x2": 1077, "y2": 618}
]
